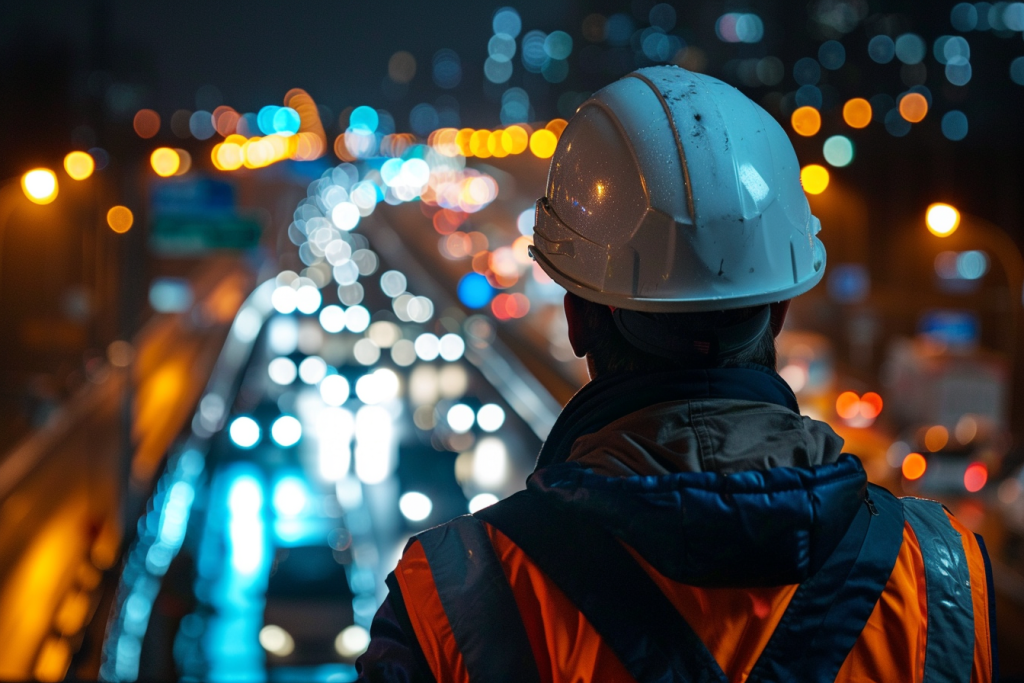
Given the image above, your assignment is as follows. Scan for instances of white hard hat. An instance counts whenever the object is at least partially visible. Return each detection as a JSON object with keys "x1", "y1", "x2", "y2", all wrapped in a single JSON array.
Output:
[{"x1": 532, "y1": 65, "x2": 825, "y2": 313}]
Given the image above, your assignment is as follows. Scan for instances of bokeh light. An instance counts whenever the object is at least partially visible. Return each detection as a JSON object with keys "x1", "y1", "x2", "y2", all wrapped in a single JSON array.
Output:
[
  {"x1": 63, "y1": 151, "x2": 95, "y2": 181},
  {"x1": 964, "y1": 463, "x2": 988, "y2": 493},
  {"x1": 151, "y1": 147, "x2": 181, "y2": 177},
  {"x1": 902, "y1": 453, "x2": 927, "y2": 480},
  {"x1": 941, "y1": 111, "x2": 968, "y2": 141},
  {"x1": 926, "y1": 203, "x2": 960, "y2": 237},
  {"x1": 800, "y1": 164, "x2": 829, "y2": 194},
  {"x1": 898, "y1": 93, "x2": 928, "y2": 123},
  {"x1": 529, "y1": 129, "x2": 558, "y2": 158},
  {"x1": 842, "y1": 98, "x2": 872, "y2": 128},
  {"x1": 823, "y1": 136, "x2": 854, "y2": 167},
  {"x1": 388, "y1": 51, "x2": 417, "y2": 84},
  {"x1": 133, "y1": 109, "x2": 161, "y2": 138},
  {"x1": 924, "y1": 425, "x2": 949, "y2": 452},
  {"x1": 791, "y1": 106, "x2": 821, "y2": 136},
  {"x1": 21, "y1": 168, "x2": 58, "y2": 204},
  {"x1": 106, "y1": 206, "x2": 134, "y2": 233}
]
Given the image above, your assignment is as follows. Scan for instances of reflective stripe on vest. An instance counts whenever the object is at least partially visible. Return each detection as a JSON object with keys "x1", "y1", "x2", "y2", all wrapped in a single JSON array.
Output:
[
  {"x1": 901, "y1": 497, "x2": 975, "y2": 683},
  {"x1": 400, "y1": 490, "x2": 983, "y2": 683}
]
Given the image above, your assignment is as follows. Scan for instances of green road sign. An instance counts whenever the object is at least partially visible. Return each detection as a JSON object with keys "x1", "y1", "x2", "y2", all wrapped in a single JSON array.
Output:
[{"x1": 150, "y1": 214, "x2": 263, "y2": 254}]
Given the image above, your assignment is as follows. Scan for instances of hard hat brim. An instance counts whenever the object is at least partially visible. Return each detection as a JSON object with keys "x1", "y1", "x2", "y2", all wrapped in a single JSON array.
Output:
[{"x1": 532, "y1": 247, "x2": 826, "y2": 313}]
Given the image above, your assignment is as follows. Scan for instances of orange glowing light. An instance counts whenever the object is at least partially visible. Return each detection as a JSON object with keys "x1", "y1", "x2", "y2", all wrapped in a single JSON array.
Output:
[
  {"x1": 791, "y1": 106, "x2": 822, "y2": 137},
  {"x1": 842, "y1": 98, "x2": 872, "y2": 129},
  {"x1": 926, "y1": 203, "x2": 960, "y2": 237},
  {"x1": 860, "y1": 392, "x2": 883, "y2": 419},
  {"x1": 529, "y1": 129, "x2": 558, "y2": 158},
  {"x1": 63, "y1": 151, "x2": 94, "y2": 181},
  {"x1": 898, "y1": 93, "x2": 928, "y2": 123},
  {"x1": 835, "y1": 391, "x2": 860, "y2": 419},
  {"x1": 545, "y1": 118, "x2": 569, "y2": 138},
  {"x1": 503, "y1": 125, "x2": 529, "y2": 154},
  {"x1": 133, "y1": 109, "x2": 161, "y2": 139},
  {"x1": 106, "y1": 206, "x2": 134, "y2": 233},
  {"x1": 488, "y1": 130, "x2": 509, "y2": 158},
  {"x1": 512, "y1": 235, "x2": 534, "y2": 264},
  {"x1": 902, "y1": 453, "x2": 927, "y2": 480},
  {"x1": 800, "y1": 164, "x2": 829, "y2": 195},
  {"x1": 964, "y1": 462, "x2": 988, "y2": 492},
  {"x1": 456, "y1": 128, "x2": 474, "y2": 157},
  {"x1": 924, "y1": 425, "x2": 949, "y2": 452},
  {"x1": 150, "y1": 147, "x2": 181, "y2": 177}
]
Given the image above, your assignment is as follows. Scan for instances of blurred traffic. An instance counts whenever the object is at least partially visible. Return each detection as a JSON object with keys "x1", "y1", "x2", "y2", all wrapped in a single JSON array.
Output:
[{"x1": 2, "y1": 0, "x2": 1024, "y2": 680}]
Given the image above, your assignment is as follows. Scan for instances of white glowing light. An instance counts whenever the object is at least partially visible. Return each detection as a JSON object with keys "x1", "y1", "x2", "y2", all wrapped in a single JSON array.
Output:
[
  {"x1": 355, "y1": 368, "x2": 400, "y2": 405},
  {"x1": 399, "y1": 491, "x2": 433, "y2": 522},
  {"x1": 229, "y1": 416, "x2": 261, "y2": 449},
  {"x1": 319, "y1": 374, "x2": 351, "y2": 406},
  {"x1": 272, "y1": 476, "x2": 307, "y2": 517},
  {"x1": 439, "y1": 334, "x2": 465, "y2": 361},
  {"x1": 473, "y1": 437, "x2": 508, "y2": 488},
  {"x1": 319, "y1": 305, "x2": 346, "y2": 333},
  {"x1": 469, "y1": 492, "x2": 499, "y2": 513},
  {"x1": 355, "y1": 406, "x2": 393, "y2": 485},
  {"x1": 271, "y1": 415, "x2": 303, "y2": 447},
  {"x1": 335, "y1": 625, "x2": 370, "y2": 657},
  {"x1": 345, "y1": 305, "x2": 370, "y2": 333},
  {"x1": 227, "y1": 474, "x2": 265, "y2": 574},
  {"x1": 438, "y1": 364, "x2": 468, "y2": 399},
  {"x1": 268, "y1": 316, "x2": 299, "y2": 354},
  {"x1": 259, "y1": 625, "x2": 295, "y2": 657},
  {"x1": 380, "y1": 270, "x2": 408, "y2": 297},
  {"x1": 318, "y1": 407, "x2": 354, "y2": 481},
  {"x1": 298, "y1": 356, "x2": 328, "y2": 384},
  {"x1": 415, "y1": 333, "x2": 440, "y2": 361},
  {"x1": 268, "y1": 357, "x2": 297, "y2": 385},
  {"x1": 295, "y1": 285, "x2": 322, "y2": 314},
  {"x1": 476, "y1": 404, "x2": 506, "y2": 432},
  {"x1": 353, "y1": 338, "x2": 382, "y2": 366},
  {"x1": 391, "y1": 339, "x2": 416, "y2": 366},
  {"x1": 447, "y1": 404, "x2": 475, "y2": 433},
  {"x1": 331, "y1": 202, "x2": 361, "y2": 231},
  {"x1": 271, "y1": 286, "x2": 298, "y2": 314}
]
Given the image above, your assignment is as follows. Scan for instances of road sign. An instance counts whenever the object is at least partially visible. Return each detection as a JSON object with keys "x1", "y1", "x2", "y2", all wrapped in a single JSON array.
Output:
[{"x1": 150, "y1": 215, "x2": 262, "y2": 254}]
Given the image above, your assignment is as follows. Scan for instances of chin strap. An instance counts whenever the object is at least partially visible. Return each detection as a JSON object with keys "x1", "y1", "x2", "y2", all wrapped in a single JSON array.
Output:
[{"x1": 612, "y1": 305, "x2": 771, "y2": 366}]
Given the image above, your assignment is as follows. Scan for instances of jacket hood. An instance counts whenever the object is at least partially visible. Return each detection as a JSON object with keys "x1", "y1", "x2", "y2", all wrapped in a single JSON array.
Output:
[{"x1": 528, "y1": 367, "x2": 865, "y2": 586}]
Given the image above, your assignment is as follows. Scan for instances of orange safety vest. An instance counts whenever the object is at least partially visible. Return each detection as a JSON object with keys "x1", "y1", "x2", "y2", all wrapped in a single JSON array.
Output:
[{"x1": 387, "y1": 484, "x2": 995, "y2": 683}]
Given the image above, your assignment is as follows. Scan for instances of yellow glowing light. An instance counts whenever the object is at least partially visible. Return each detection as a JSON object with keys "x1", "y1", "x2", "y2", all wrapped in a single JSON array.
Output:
[
  {"x1": 899, "y1": 93, "x2": 928, "y2": 123},
  {"x1": 545, "y1": 118, "x2": 569, "y2": 138},
  {"x1": 106, "y1": 206, "x2": 134, "y2": 233},
  {"x1": 456, "y1": 128, "x2": 474, "y2": 157},
  {"x1": 791, "y1": 106, "x2": 822, "y2": 137},
  {"x1": 926, "y1": 203, "x2": 960, "y2": 237},
  {"x1": 800, "y1": 164, "x2": 829, "y2": 195},
  {"x1": 529, "y1": 129, "x2": 558, "y2": 158},
  {"x1": 216, "y1": 142, "x2": 244, "y2": 171},
  {"x1": 150, "y1": 147, "x2": 180, "y2": 177},
  {"x1": 503, "y1": 125, "x2": 529, "y2": 154},
  {"x1": 470, "y1": 130, "x2": 492, "y2": 158},
  {"x1": 842, "y1": 98, "x2": 872, "y2": 129},
  {"x1": 21, "y1": 168, "x2": 58, "y2": 204},
  {"x1": 488, "y1": 130, "x2": 509, "y2": 157},
  {"x1": 63, "y1": 151, "x2": 95, "y2": 181}
]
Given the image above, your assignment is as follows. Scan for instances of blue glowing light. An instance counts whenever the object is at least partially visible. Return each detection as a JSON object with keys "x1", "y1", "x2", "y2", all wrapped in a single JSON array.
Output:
[
  {"x1": 458, "y1": 273, "x2": 496, "y2": 309},
  {"x1": 349, "y1": 106, "x2": 379, "y2": 133},
  {"x1": 272, "y1": 107, "x2": 301, "y2": 136},
  {"x1": 257, "y1": 105, "x2": 280, "y2": 135}
]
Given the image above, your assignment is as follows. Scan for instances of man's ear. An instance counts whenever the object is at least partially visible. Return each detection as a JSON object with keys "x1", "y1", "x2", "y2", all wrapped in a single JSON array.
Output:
[
  {"x1": 769, "y1": 300, "x2": 791, "y2": 338},
  {"x1": 563, "y1": 293, "x2": 589, "y2": 358}
]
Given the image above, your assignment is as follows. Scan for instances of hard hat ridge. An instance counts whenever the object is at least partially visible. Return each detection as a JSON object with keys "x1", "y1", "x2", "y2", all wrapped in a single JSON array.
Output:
[{"x1": 531, "y1": 64, "x2": 826, "y2": 313}]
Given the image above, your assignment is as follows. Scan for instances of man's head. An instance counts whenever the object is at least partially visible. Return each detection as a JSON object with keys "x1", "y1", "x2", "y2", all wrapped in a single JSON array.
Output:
[
  {"x1": 529, "y1": 66, "x2": 825, "y2": 359},
  {"x1": 563, "y1": 293, "x2": 790, "y2": 379}
]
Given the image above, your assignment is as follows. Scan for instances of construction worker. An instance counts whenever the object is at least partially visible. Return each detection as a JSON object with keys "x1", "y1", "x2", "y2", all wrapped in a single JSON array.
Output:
[{"x1": 357, "y1": 66, "x2": 996, "y2": 682}]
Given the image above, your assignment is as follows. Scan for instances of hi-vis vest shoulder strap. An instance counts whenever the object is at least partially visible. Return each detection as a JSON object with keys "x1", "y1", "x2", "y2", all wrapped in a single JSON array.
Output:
[{"x1": 394, "y1": 485, "x2": 990, "y2": 683}]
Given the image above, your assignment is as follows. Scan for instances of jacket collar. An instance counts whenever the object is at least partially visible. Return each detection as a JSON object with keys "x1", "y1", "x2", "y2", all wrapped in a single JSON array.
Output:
[{"x1": 536, "y1": 365, "x2": 799, "y2": 470}]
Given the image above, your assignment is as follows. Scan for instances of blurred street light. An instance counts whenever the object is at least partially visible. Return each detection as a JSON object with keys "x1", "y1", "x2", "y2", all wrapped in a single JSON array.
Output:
[
  {"x1": 106, "y1": 205, "x2": 134, "y2": 233},
  {"x1": 150, "y1": 147, "x2": 181, "y2": 177},
  {"x1": 21, "y1": 169, "x2": 58, "y2": 204},
  {"x1": 926, "y1": 203, "x2": 960, "y2": 237},
  {"x1": 63, "y1": 152, "x2": 95, "y2": 181}
]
